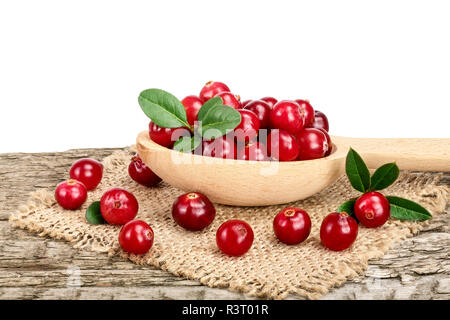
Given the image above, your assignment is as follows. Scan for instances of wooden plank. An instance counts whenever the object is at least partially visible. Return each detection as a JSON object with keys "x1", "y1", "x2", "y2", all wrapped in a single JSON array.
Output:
[{"x1": 0, "y1": 148, "x2": 448, "y2": 300}]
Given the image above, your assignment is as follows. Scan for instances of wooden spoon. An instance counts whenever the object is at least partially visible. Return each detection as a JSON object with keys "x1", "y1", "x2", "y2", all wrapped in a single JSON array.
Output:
[{"x1": 136, "y1": 131, "x2": 450, "y2": 206}]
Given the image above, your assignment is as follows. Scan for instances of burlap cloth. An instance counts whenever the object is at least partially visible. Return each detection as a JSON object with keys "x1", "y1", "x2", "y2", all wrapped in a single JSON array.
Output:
[{"x1": 9, "y1": 149, "x2": 449, "y2": 299}]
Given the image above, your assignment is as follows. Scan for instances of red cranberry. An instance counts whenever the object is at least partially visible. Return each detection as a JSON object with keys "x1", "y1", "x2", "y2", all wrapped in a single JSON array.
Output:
[
  {"x1": 128, "y1": 154, "x2": 161, "y2": 187},
  {"x1": 215, "y1": 91, "x2": 242, "y2": 109},
  {"x1": 296, "y1": 128, "x2": 328, "y2": 160},
  {"x1": 244, "y1": 100, "x2": 271, "y2": 129},
  {"x1": 149, "y1": 122, "x2": 190, "y2": 148},
  {"x1": 237, "y1": 141, "x2": 269, "y2": 161},
  {"x1": 69, "y1": 158, "x2": 103, "y2": 191},
  {"x1": 317, "y1": 128, "x2": 332, "y2": 156},
  {"x1": 309, "y1": 110, "x2": 329, "y2": 132},
  {"x1": 294, "y1": 99, "x2": 315, "y2": 127},
  {"x1": 55, "y1": 179, "x2": 87, "y2": 210},
  {"x1": 273, "y1": 207, "x2": 311, "y2": 245},
  {"x1": 216, "y1": 220, "x2": 254, "y2": 256},
  {"x1": 100, "y1": 188, "x2": 139, "y2": 225},
  {"x1": 241, "y1": 99, "x2": 253, "y2": 108},
  {"x1": 234, "y1": 109, "x2": 260, "y2": 143},
  {"x1": 199, "y1": 81, "x2": 230, "y2": 102},
  {"x1": 320, "y1": 212, "x2": 358, "y2": 251},
  {"x1": 202, "y1": 136, "x2": 237, "y2": 159},
  {"x1": 181, "y1": 95, "x2": 203, "y2": 126},
  {"x1": 119, "y1": 220, "x2": 154, "y2": 255},
  {"x1": 172, "y1": 192, "x2": 216, "y2": 231},
  {"x1": 267, "y1": 129, "x2": 299, "y2": 161},
  {"x1": 354, "y1": 192, "x2": 390, "y2": 228},
  {"x1": 260, "y1": 97, "x2": 278, "y2": 109},
  {"x1": 270, "y1": 100, "x2": 304, "y2": 134}
]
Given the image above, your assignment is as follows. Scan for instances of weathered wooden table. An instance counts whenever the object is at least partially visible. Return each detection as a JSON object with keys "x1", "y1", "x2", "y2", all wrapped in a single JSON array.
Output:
[{"x1": 0, "y1": 148, "x2": 448, "y2": 299}]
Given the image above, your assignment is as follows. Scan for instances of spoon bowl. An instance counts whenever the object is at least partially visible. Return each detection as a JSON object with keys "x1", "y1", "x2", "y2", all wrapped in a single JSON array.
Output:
[{"x1": 136, "y1": 131, "x2": 450, "y2": 206}]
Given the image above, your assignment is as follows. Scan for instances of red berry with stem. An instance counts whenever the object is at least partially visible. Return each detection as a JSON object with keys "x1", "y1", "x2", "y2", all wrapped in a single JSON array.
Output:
[
  {"x1": 273, "y1": 207, "x2": 312, "y2": 245},
  {"x1": 296, "y1": 128, "x2": 329, "y2": 160},
  {"x1": 270, "y1": 100, "x2": 304, "y2": 134},
  {"x1": 128, "y1": 154, "x2": 161, "y2": 187},
  {"x1": 172, "y1": 192, "x2": 216, "y2": 231},
  {"x1": 354, "y1": 192, "x2": 390, "y2": 228},
  {"x1": 294, "y1": 99, "x2": 315, "y2": 127},
  {"x1": 237, "y1": 141, "x2": 269, "y2": 161},
  {"x1": 216, "y1": 220, "x2": 254, "y2": 256},
  {"x1": 267, "y1": 129, "x2": 299, "y2": 161},
  {"x1": 181, "y1": 95, "x2": 203, "y2": 126},
  {"x1": 55, "y1": 179, "x2": 88, "y2": 210},
  {"x1": 309, "y1": 110, "x2": 329, "y2": 132},
  {"x1": 119, "y1": 220, "x2": 154, "y2": 255},
  {"x1": 149, "y1": 122, "x2": 191, "y2": 148},
  {"x1": 199, "y1": 81, "x2": 230, "y2": 102},
  {"x1": 69, "y1": 158, "x2": 103, "y2": 191},
  {"x1": 234, "y1": 109, "x2": 260, "y2": 143},
  {"x1": 244, "y1": 100, "x2": 271, "y2": 129},
  {"x1": 100, "y1": 188, "x2": 139, "y2": 225},
  {"x1": 320, "y1": 212, "x2": 358, "y2": 251},
  {"x1": 202, "y1": 136, "x2": 237, "y2": 159},
  {"x1": 215, "y1": 91, "x2": 242, "y2": 109},
  {"x1": 260, "y1": 97, "x2": 278, "y2": 109}
]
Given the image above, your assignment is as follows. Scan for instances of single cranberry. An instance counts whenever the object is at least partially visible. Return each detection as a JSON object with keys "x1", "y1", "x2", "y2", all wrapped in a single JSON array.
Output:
[
  {"x1": 294, "y1": 99, "x2": 315, "y2": 127},
  {"x1": 128, "y1": 154, "x2": 161, "y2": 187},
  {"x1": 270, "y1": 100, "x2": 304, "y2": 134},
  {"x1": 69, "y1": 158, "x2": 103, "y2": 191},
  {"x1": 181, "y1": 95, "x2": 203, "y2": 126},
  {"x1": 234, "y1": 109, "x2": 260, "y2": 143},
  {"x1": 308, "y1": 110, "x2": 329, "y2": 132},
  {"x1": 354, "y1": 192, "x2": 390, "y2": 228},
  {"x1": 202, "y1": 136, "x2": 237, "y2": 159},
  {"x1": 273, "y1": 207, "x2": 312, "y2": 245},
  {"x1": 199, "y1": 81, "x2": 230, "y2": 102},
  {"x1": 244, "y1": 100, "x2": 271, "y2": 129},
  {"x1": 149, "y1": 122, "x2": 190, "y2": 148},
  {"x1": 215, "y1": 91, "x2": 242, "y2": 109},
  {"x1": 260, "y1": 97, "x2": 278, "y2": 109},
  {"x1": 100, "y1": 188, "x2": 139, "y2": 225},
  {"x1": 172, "y1": 192, "x2": 216, "y2": 231},
  {"x1": 216, "y1": 220, "x2": 254, "y2": 256},
  {"x1": 267, "y1": 129, "x2": 299, "y2": 161},
  {"x1": 237, "y1": 141, "x2": 269, "y2": 161},
  {"x1": 55, "y1": 179, "x2": 88, "y2": 210},
  {"x1": 241, "y1": 100, "x2": 253, "y2": 108},
  {"x1": 320, "y1": 212, "x2": 358, "y2": 251},
  {"x1": 296, "y1": 128, "x2": 328, "y2": 160},
  {"x1": 119, "y1": 220, "x2": 154, "y2": 255},
  {"x1": 317, "y1": 128, "x2": 332, "y2": 156}
]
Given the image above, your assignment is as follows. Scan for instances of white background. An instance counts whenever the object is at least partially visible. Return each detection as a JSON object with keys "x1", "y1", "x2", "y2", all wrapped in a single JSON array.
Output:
[{"x1": 1, "y1": 0, "x2": 449, "y2": 153}]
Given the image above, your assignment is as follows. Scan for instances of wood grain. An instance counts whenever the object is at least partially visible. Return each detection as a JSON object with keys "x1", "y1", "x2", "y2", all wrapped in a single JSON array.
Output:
[{"x1": 0, "y1": 148, "x2": 448, "y2": 300}]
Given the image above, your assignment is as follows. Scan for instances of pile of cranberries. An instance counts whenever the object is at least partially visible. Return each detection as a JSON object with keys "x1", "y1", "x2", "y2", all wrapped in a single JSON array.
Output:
[{"x1": 149, "y1": 81, "x2": 332, "y2": 161}]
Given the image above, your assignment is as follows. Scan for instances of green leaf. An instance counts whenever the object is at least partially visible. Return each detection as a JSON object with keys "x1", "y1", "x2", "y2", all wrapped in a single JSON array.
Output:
[
  {"x1": 85, "y1": 201, "x2": 106, "y2": 225},
  {"x1": 370, "y1": 162, "x2": 400, "y2": 191},
  {"x1": 196, "y1": 97, "x2": 223, "y2": 122},
  {"x1": 173, "y1": 136, "x2": 202, "y2": 153},
  {"x1": 198, "y1": 104, "x2": 241, "y2": 140},
  {"x1": 138, "y1": 88, "x2": 190, "y2": 129},
  {"x1": 387, "y1": 196, "x2": 432, "y2": 221},
  {"x1": 345, "y1": 148, "x2": 371, "y2": 193},
  {"x1": 337, "y1": 198, "x2": 359, "y2": 223}
]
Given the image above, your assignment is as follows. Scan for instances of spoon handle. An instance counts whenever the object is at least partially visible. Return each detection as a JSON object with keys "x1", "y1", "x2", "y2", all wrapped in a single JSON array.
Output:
[{"x1": 335, "y1": 137, "x2": 450, "y2": 171}]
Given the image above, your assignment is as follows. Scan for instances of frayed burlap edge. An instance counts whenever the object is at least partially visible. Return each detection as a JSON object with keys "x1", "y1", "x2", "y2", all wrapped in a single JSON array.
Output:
[{"x1": 9, "y1": 149, "x2": 449, "y2": 299}]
